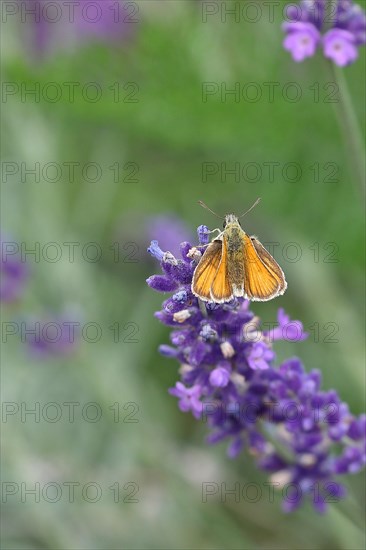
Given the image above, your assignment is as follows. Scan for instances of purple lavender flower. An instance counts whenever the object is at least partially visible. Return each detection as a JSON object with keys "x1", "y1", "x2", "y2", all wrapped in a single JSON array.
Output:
[
  {"x1": 283, "y1": 22, "x2": 321, "y2": 61},
  {"x1": 147, "y1": 224, "x2": 366, "y2": 512},
  {"x1": 169, "y1": 382, "x2": 203, "y2": 418},
  {"x1": 209, "y1": 363, "x2": 231, "y2": 387},
  {"x1": 323, "y1": 28, "x2": 358, "y2": 65},
  {"x1": 247, "y1": 341, "x2": 275, "y2": 370},
  {"x1": 282, "y1": 0, "x2": 366, "y2": 66},
  {"x1": 0, "y1": 236, "x2": 29, "y2": 303}
]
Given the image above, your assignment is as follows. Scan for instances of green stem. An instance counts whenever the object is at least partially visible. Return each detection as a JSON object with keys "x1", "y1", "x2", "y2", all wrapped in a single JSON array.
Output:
[
  {"x1": 328, "y1": 62, "x2": 366, "y2": 198},
  {"x1": 198, "y1": 298, "x2": 208, "y2": 318},
  {"x1": 258, "y1": 420, "x2": 295, "y2": 464}
]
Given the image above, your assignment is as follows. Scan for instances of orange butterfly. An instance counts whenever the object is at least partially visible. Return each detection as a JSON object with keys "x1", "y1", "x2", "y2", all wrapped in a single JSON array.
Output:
[{"x1": 192, "y1": 199, "x2": 287, "y2": 303}]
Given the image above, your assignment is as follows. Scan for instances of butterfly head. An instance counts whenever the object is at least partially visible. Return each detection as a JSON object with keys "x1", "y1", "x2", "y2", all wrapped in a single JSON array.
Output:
[{"x1": 223, "y1": 214, "x2": 241, "y2": 229}]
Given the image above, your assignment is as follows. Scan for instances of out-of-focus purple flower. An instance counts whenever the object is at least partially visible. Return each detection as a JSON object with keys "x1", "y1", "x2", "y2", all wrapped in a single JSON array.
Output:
[
  {"x1": 0, "y1": 236, "x2": 29, "y2": 303},
  {"x1": 24, "y1": 0, "x2": 50, "y2": 56},
  {"x1": 264, "y1": 308, "x2": 308, "y2": 342},
  {"x1": 76, "y1": 0, "x2": 136, "y2": 42},
  {"x1": 282, "y1": 0, "x2": 366, "y2": 66},
  {"x1": 25, "y1": 310, "x2": 81, "y2": 359},
  {"x1": 113, "y1": 213, "x2": 193, "y2": 270},
  {"x1": 20, "y1": 0, "x2": 137, "y2": 58},
  {"x1": 145, "y1": 216, "x2": 194, "y2": 260},
  {"x1": 323, "y1": 28, "x2": 358, "y2": 65},
  {"x1": 147, "y1": 223, "x2": 366, "y2": 513},
  {"x1": 283, "y1": 22, "x2": 321, "y2": 61}
]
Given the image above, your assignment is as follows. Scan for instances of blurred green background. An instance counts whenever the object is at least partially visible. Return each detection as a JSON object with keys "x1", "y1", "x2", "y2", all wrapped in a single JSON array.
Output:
[{"x1": 1, "y1": 1, "x2": 365, "y2": 548}]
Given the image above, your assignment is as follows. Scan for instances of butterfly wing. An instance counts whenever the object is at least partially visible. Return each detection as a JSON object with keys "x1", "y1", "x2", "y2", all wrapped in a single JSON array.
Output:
[
  {"x1": 242, "y1": 234, "x2": 287, "y2": 301},
  {"x1": 250, "y1": 237, "x2": 287, "y2": 294},
  {"x1": 192, "y1": 240, "x2": 223, "y2": 301},
  {"x1": 210, "y1": 234, "x2": 233, "y2": 302}
]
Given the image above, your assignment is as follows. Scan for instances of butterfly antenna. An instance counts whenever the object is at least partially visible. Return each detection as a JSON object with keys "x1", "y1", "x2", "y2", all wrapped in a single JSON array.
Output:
[
  {"x1": 239, "y1": 197, "x2": 261, "y2": 218},
  {"x1": 198, "y1": 200, "x2": 224, "y2": 219}
]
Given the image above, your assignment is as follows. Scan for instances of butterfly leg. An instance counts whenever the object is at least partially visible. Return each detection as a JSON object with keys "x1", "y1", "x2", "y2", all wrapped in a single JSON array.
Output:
[{"x1": 208, "y1": 228, "x2": 223, "y2": 237}]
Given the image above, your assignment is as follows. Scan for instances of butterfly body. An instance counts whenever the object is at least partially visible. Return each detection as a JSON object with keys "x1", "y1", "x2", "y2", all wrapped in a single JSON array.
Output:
[
  {"x1": 225, "y1": 219, "x2": 245, "y2": 295},
  {"x1": 192, "y1": 214, "x2": 287, "y2": 303}
]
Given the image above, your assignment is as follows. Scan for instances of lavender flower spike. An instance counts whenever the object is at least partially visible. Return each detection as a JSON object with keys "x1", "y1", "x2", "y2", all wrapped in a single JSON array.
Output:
[
  {"x1": 147, "y1": 223, "x2": 366, "y2": 513},
  {"x1": 282, "y1": 0, "x2": 366, "y2": 66}
]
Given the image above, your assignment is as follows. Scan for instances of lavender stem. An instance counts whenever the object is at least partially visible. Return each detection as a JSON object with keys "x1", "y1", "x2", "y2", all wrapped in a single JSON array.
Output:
[{"x1": 328, "y1": 61, "x2": 366, "y2": 197}]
